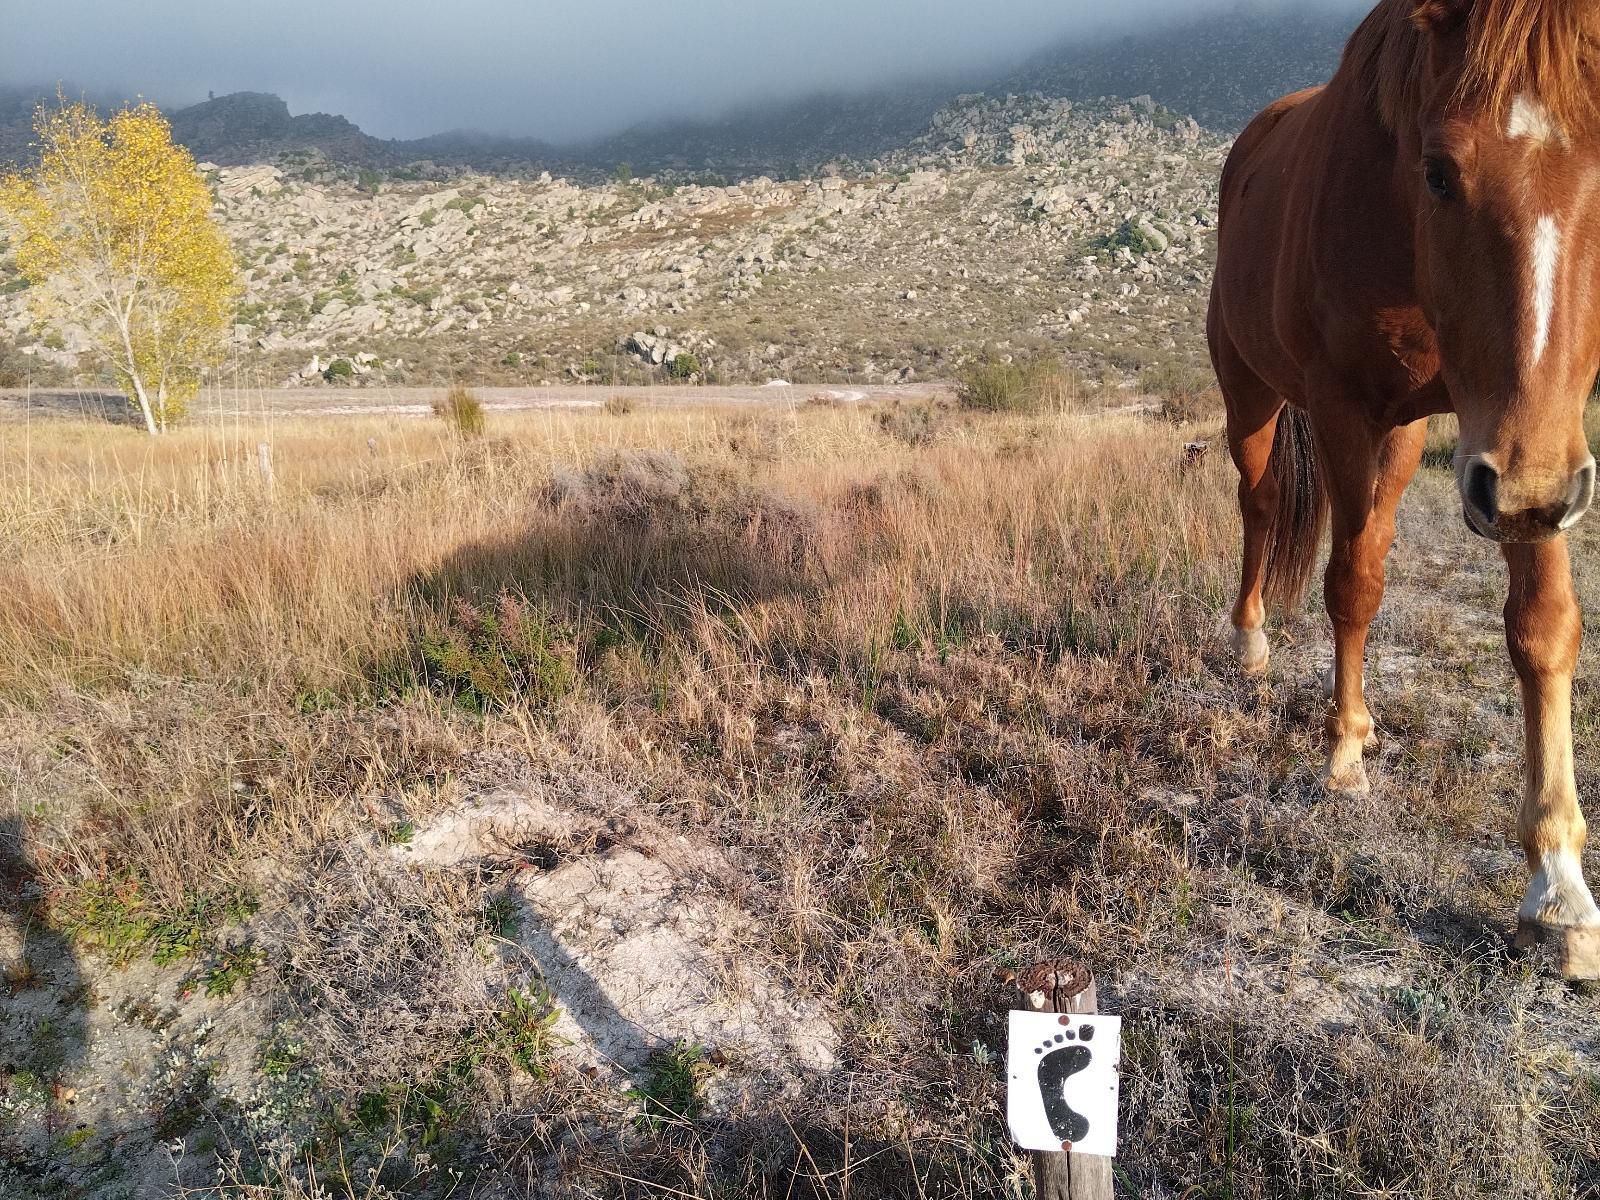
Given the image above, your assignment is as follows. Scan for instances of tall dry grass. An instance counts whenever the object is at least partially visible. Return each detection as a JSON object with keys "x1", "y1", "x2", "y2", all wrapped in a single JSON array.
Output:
[
  {"x1": 0, "y1": 399, "x2": 1237, "y2": 938},
  {"x1": 0, "y1": 405, "x2": 1236, "y2": 704}
]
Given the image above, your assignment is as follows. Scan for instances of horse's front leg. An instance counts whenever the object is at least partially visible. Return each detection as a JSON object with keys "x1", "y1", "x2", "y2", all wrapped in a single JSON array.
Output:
[
  {"x1": 1318, "y1": 418, "x2": 1426, "y2": 794},
  {"x1": 1505, "y1": 539, "x2": 1600, "y2": 977}
]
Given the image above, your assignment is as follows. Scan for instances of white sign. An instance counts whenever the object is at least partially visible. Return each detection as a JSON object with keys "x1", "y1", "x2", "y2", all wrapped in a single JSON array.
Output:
[{"x1": 1006, "y1": 1010, "x2": 1121, "y2": 1157}]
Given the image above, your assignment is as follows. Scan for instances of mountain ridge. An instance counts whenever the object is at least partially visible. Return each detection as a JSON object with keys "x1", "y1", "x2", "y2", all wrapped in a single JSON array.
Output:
[{"x1": 1, "y1": 7, "x2": 1362, "y2": 178}]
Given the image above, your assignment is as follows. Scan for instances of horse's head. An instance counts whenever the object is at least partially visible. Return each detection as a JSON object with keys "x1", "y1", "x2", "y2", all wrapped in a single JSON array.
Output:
[{"x1": 1411, "y1": 0, "x2": 1600, "y2": 541}]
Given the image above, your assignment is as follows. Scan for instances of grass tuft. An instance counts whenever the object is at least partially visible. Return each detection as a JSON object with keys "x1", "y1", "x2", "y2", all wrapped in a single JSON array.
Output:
[
  {"x1": 629, "y1": 1040, "x2": 708, "y2": 1131},
  {"x1": 432, "y1": 384, "x2": 486, "y2": 438}
]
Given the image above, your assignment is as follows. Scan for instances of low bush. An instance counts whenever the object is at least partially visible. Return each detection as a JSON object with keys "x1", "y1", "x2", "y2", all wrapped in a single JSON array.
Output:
[
  {"x1": 416, "y1": 594, "x2": 575, "y2": 714},
  {"x1": 956, "y1": 358, "x2": 1083, "y2": 414},
  {"x1": 1138, "y1": 362, "x2": 1220, "y2": 424},
  {"x1": 876, "y1": 397, "x2": 947, "y2": 445},
  {"x1": 433, "y1": 384, "x2": 486, "y2": 438}
]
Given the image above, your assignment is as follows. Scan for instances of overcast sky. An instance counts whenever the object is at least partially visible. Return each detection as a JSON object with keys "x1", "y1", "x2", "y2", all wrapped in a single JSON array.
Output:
[{"x1": 2, "y1": 0, "x2": 1360, "y2": 143}]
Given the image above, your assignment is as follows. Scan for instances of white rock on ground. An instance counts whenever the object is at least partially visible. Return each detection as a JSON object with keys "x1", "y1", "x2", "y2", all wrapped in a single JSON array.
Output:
[{"x1": 395, "y1": 788, "x2": 840, "y2": 1101}]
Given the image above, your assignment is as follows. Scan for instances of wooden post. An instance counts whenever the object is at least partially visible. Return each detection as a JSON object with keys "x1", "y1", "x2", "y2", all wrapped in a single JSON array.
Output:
[
  {"x1": 1011, "y1": 960, "x2": 1114, "y2": 1200},
  {"x1": 257, "y1": 442, "x2": 274, "y2": 487}
]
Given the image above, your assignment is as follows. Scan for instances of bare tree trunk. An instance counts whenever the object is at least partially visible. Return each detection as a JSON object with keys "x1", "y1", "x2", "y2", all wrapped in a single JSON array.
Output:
[
  {"x1": 115, "y1": 320, "x2": 159, "y2": 435},
  {"x1": 128, "y1": 373, "x2": 158, "y2": 436}
]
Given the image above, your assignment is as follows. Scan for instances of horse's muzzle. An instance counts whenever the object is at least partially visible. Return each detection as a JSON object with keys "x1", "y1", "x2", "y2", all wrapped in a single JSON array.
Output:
[{"x1": 1460, "y1": 454, "x2": 1596, "y2": 542}]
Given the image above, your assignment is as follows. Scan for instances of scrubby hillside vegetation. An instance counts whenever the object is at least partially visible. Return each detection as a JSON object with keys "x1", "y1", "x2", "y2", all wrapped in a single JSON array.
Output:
[
  {"x1": 2, "y1": 93, "x2": 1223, "y2": 394},
  {"x1": 2, "y1": 9, "x2": 1372, "y2": 395}
]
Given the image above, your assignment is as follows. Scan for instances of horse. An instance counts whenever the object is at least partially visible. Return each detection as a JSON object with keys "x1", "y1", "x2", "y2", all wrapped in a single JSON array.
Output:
[{"x1": 1209, "y1": 0, "x2": 1600, "y2": 978}]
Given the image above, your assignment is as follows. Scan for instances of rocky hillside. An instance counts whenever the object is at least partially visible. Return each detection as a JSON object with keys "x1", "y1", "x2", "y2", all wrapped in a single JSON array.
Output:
[
  {"x1": 0, "y1": 93, "x2": 1227, "y2": 390},
  {"x1": 166, "y1": 92, "x2": 384, "y2": 166}
]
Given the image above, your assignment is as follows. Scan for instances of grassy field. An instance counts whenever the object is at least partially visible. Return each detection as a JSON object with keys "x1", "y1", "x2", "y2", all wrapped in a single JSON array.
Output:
[{"x1": 2, "y1": 396, "x2": 1599, "y2": 1199}]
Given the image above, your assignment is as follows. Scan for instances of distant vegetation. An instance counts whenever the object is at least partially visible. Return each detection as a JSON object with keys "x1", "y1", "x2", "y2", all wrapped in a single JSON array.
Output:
[
  {"x1": 957, "y1": 357, "x2": 1084, "y2": 414},
  {"x1": 0, "y1": 99, "x2": 238, "y2": 432}
]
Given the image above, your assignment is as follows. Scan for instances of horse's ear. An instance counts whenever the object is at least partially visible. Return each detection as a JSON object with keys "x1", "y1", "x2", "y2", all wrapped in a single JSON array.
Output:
[{"x1": 1413, "y1": 0, "x2": 1472, "y2": 33}]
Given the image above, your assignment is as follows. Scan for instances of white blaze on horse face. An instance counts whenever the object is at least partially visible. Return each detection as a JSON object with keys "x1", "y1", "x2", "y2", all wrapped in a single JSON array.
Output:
[
  {"x1": 1504, "y1": 97, "x2": 1567, "y2": 366},
  {"x1": 1507, "y1": 94, "x2": 1566, "y2": 146},
  {"x1": 1530, "y1": 216, "x2": 1562, "y2": 365}
]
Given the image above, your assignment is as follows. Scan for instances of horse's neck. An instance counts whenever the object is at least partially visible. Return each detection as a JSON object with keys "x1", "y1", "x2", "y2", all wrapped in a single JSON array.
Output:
[{"x1": 1301, "y1": 20, "x2": 1422, "y2": 302}]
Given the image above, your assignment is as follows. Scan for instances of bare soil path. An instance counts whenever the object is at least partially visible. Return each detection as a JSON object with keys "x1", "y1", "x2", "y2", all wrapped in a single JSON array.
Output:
[{"x1": 0, "y1": 382, "x2": 947, "y2": 424}]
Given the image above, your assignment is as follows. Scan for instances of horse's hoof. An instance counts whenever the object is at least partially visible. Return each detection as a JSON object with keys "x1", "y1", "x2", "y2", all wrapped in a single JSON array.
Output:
[
  {"x1": 1514, "y1": 919, "x2": 1600, "y2": 980},
  {"x1": 1232, "y1": 626, "x2": 1269, "y2": 675},
  {"x1": 1319, "y1": 756, "x2": 1369, "y2": 795}
]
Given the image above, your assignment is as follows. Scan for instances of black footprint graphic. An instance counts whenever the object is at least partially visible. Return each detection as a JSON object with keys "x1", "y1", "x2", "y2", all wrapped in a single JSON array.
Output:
[{"x1": 1034, "y1": 1031, "x2": 1093, "y2": 1145}]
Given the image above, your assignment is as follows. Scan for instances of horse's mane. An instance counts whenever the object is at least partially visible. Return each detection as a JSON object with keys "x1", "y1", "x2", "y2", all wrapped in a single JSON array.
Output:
[{"x1": 1346, "y1": 0, "x2": 1599, "y2": 133}]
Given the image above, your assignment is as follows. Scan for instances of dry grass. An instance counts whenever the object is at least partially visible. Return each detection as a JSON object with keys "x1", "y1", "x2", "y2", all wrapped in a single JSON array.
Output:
[{"x1": 2, "y1": 400, "x2": 1599, "y2": 1198}]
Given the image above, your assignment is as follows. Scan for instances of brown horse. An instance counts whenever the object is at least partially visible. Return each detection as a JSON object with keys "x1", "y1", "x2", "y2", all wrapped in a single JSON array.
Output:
[{"x1": 1210, "y1": 0, "x2": 1600, "y2": 977}]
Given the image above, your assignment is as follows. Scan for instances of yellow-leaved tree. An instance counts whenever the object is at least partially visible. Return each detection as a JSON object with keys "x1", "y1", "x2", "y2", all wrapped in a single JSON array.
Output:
[{"x1": 0, "y1": 99, "x2": 239, "y2": 433}]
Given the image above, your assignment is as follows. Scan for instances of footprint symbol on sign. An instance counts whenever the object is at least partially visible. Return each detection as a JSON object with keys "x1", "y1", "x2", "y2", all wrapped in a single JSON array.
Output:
[{"x1": 1033, "y1": 1026, "x2": 1094, "y2": 1145}]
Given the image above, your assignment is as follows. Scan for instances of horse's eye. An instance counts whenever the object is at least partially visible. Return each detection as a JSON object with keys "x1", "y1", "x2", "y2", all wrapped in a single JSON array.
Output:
[{"x1": 1423, "y1": 157, "x2": 1453, "y2": 201}]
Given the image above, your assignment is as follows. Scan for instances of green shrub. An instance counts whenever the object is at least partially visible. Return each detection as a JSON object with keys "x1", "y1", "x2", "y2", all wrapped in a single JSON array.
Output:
[
  {"x1": 956, "y1": 358, "x2": 1080, "y2": 414},
  {"x1": 666, "y1": 352, "x2": 701, "y2": 380},
  {"x1": 418, "y1": 595, "x2": 575, "y2": 714},
  {"x1": 957, "y1": 361, "x2": 1026, "y2": 412},
  {"x1": 501, "y1": 351, "x2": 523, "y2": 368},
  {"x1": 432, "y1": 384, "x2": 486, "y2": 438},
  {"x1": 323, "y1": 358, "x2": 355, "y2": 383},
  {"x1": 1104, "y1": 217, "x2": 1167, "y2": 255}
]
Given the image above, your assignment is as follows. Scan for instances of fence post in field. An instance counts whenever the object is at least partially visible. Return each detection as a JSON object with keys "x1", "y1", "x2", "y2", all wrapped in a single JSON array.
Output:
[
  {"x1": 1012, "y1": 960, "x2": 1114, "y2": 1200},
  {"x1": 257, "y1": 442, "x2": 274, "y2": 487}
]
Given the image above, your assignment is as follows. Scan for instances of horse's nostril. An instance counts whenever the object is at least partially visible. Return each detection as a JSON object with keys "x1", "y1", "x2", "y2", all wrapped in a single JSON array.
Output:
[
  {"x1": 1560, "y1": 459, "x2": 1596, "y2": 530},
  {"x1": 1463, "y1": 456, "x2": 1499, "y2": 526}
]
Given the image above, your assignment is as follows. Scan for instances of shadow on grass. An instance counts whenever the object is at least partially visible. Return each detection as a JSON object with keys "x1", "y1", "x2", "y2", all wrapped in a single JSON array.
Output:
[
  {"x1": 0, "y1": 817, "x2": 89, "y2": 1192},
  {"x1": 373, "y1": 450, "x2": 837, "y2": 709}
]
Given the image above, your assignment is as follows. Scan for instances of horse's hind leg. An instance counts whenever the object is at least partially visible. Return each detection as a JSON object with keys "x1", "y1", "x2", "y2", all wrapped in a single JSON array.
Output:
[{"x1": 1214, "y1": 335, "x2": 1284, "y2": 673}]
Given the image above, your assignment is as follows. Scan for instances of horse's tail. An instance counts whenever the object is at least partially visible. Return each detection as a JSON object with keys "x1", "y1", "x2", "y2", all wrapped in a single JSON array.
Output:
[{"x1": 1263, "y1": 406, "x2": 1328, "y2": 612}]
